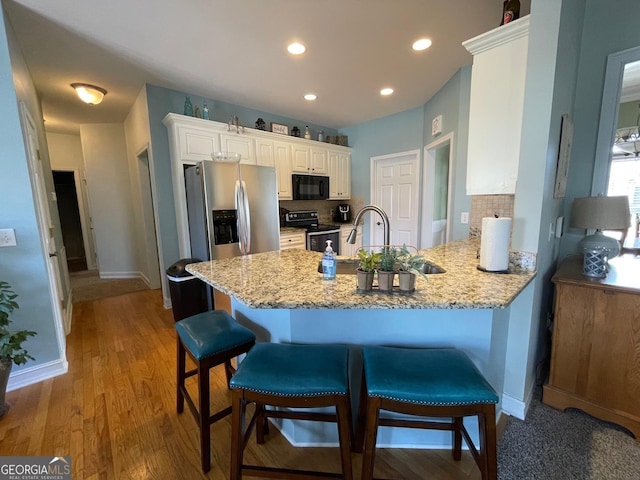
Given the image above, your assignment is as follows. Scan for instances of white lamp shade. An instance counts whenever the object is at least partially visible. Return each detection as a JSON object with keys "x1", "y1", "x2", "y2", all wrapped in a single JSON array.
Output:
[{"x1": 71, "y1": 83, "x2": 107, "y2": 105}]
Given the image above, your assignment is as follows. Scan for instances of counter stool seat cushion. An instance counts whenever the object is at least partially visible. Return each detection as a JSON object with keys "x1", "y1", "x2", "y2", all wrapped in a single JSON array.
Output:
[
  {"x1": 363, "y1": 346, "x2": 498, "y2": 406},
  {"x1": 358, "y1": 346, "x2": 498, "y2": 480},
  {"x1": 230, "y1": 342, "x2": 349, "y2": 396},
  {"x1": 229, "y1": 342, "x2": 353, "y2": 480},
  {"x1": 175, "y1": 310, "x2": 256, "y2": 360}
]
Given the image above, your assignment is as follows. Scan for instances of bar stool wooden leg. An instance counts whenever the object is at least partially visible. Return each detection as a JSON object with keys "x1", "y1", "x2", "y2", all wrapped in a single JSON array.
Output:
[
  {"x1": 453, "y1": 416, "x2": 463, "y2": 461},
  {"x1": 360, "y1": 395, "x2": 380, "y2": 480},
  {"x1": 174, "y1": 310, "x2": 256, "y2": 474},
  {"x1": 176, "y1": 338, "x2": 186, "y2": 414}
]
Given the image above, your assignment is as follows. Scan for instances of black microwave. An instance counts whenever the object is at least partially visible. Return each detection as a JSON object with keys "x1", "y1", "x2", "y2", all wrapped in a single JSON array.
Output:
[{"x1": 292, "y1": 174, "x2": 329, "y2": 200}]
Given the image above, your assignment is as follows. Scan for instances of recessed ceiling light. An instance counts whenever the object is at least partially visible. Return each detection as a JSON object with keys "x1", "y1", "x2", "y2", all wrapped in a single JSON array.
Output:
[
  {"x1": 380, "y1": 88, "x2": 394, "y2": 96},
  {"x1": 304, "y1": 93, "x2": 317, "y2": 101},
  {"x1": 412, "y1": 38, "x2": 432, "y2": 51},
  {"x1": 287, "y1": 42, "x2": 306, "y2": 55}
]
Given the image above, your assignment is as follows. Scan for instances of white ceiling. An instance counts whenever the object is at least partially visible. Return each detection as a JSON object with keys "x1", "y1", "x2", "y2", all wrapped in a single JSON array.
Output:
[{"x1": 4, "y1": 0, "x2": 531, "y2": 134}]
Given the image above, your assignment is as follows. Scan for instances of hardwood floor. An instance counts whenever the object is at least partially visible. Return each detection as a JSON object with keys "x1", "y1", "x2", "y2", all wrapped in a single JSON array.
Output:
[{"x1": 0, "y1": 289, "x2": 483, "y2": 479}]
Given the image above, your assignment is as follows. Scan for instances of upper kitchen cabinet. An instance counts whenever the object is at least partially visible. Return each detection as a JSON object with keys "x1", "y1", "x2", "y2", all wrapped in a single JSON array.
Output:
[
  {"x1": 463, "y1": 16, "x2": 530, "y2": 195},
  {"x1": 220, "y1": 132, "x2": 256, "y2": 165},
  {"x1": 255, "y1": 138, "x2": 276, "y2": 167},
  {"x1": 169, "y1": 117, "x2": 221, "y2": 163},
  {"x1": 291, "y1": 143, "x2": 328, "y2": 174},
  {"x1": 274, "y1": 141, "x2": 293, "y2": 200},
  {"x1": 328, "y1": 150, "x2": 351, "y2": 199}
]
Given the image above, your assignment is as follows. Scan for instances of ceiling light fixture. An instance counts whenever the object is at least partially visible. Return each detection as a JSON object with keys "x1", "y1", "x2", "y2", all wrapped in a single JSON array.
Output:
[
  {"x1": 71, "y1": 83, "x2": 107, "y2": 105},
  {"x1": 304, "y1": 93, "x2": 317, "y2": 101},
  {"x1": 287, "y1": 42, "x2": 306, "y2": 55},
  {"x1": 412, "y1": 38, "x2": 432, "y2": 51},
  {"x1": 380, "y1": 88, "x2": 394, "y2": 96}
]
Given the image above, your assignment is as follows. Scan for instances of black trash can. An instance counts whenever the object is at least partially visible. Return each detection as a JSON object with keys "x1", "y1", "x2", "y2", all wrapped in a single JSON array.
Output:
[{"x1": 166, "y1": 258, "x2": 209, "y2": 322}]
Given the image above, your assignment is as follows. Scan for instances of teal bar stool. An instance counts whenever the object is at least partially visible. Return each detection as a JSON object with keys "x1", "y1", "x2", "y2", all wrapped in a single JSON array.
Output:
[
  {"x1": 175, "y1": 310, "x2": 256, "y2": 473},
  {"x1": 356, "y1": 346, "x2": 499, "y2": 480},
  {"x1": 229, "y1": 342, "x2": 354, "y2": 480}
]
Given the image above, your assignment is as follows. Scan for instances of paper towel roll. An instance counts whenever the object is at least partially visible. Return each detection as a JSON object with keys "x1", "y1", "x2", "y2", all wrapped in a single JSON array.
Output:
[{"x1": 479, "y1": 217, "x2": 512, "y2": 272}]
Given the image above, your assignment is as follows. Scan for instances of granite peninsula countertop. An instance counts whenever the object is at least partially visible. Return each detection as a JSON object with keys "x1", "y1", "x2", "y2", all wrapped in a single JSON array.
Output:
[{"x1": 186, "y1": 238, "x2": 536, "y2": 310}]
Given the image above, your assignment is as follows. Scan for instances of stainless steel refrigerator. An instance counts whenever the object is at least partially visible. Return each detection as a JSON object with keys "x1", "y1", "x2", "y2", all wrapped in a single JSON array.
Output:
[{"x1": 184, "y1": 160, "x2": 280, "y2": 263}]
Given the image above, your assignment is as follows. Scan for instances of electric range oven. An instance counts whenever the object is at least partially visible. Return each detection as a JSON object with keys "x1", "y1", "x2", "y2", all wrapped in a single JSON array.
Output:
[{"x1": 284, "y1": 210, "x2": 341, "y2": 255}]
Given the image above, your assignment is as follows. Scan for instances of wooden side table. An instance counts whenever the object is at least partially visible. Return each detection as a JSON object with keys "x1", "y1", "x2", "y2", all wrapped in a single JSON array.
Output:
[{"x1": 543, "y1": 255, "x2": 640, "y2": 439}]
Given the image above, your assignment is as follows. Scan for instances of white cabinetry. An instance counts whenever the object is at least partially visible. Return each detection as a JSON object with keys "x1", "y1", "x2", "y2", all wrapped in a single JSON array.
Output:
[
  {"x1": 280, "y1": 230, "x2": 306, "y2": 251},
  {"x1": 220, "y1": 133, "x2": 256, "y2": 165},
  {"x1": 178, "y1": 126, "x2": 220, "y2": 162},
  {"x1": 328, "y1": 150, "x2": 351, "y2": 199},
  {"x1": 163, "y1": 112, "x2": 352, "y2": 256},
  {"x1": 340, "y1": 225, "x2": 362, "y2": 258},
  {"x1": 463, "y1": 16, "x2": 530, "y2": 195},
  {"x1": 291, "y1": 144, "x2": 328, "y2": 174},
  {"x1": 255, "y1": 138, "x2": 276, "y2": 167}
]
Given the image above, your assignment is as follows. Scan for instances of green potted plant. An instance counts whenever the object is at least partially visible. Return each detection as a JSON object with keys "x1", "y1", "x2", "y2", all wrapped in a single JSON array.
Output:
[
  {"x1": 356, "y1": 249, "x2": 381, "y2": 292},
  {"x1": 0, "y1": 281, "x2": 37, "y2": 417},
  {"x1": 396, "y1": 245, "x2": 428, "y2": 292},
  {"x1": 377, "y1": 246, "x2": 398, "y2": 292}
]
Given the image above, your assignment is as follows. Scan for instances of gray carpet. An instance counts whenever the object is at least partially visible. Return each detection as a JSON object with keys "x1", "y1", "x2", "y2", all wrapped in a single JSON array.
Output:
[{"x1": 498, "y1": 391, "x2": 640, "y2": 479}]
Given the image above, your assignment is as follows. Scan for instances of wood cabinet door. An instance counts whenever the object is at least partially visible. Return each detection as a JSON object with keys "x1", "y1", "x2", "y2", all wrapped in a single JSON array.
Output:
[{"x1": 550, "y1": 283, "x2": 640, "y2": 416}]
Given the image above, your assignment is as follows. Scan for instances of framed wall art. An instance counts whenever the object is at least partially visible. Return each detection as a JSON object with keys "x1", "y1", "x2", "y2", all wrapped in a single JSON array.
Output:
[
  {"x1": 554, "y1": 114, "x2": 573, "y2": 198},
  {"x1": 271, "y1": 122, "x2": 289, "y2": 135}
]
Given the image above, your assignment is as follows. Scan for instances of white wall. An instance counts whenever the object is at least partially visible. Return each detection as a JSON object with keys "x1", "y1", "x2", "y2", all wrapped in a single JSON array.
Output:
[
  {"x1": 124, "y1": 86, "x2": 161, "y2": 289},
  {"x1": 79, "y1": 123, "x2": 137, "y2": 277},
  {"x1": 47, "y1": 132, "x2": 96, "y2": 270}
]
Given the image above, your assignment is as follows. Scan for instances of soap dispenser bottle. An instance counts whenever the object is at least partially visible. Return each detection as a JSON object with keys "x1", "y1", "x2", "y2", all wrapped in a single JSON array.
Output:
[{"x1": 322, "y1": 240, "x2": 336, "y2": 280}]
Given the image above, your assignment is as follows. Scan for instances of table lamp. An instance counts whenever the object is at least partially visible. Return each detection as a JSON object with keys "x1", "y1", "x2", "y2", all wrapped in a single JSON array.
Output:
[{"x1": 570, "y1": 195, "x2": 631, "y2": 258}]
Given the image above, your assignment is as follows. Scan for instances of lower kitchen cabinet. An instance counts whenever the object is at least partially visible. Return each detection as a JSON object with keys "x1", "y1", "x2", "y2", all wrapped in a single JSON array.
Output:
[
  {"x1": 542, "y1": 255, "x2": 640, "y2": 439},
  {"x1": 279, "y1": 230, "x2": 306, "y2": 251}
]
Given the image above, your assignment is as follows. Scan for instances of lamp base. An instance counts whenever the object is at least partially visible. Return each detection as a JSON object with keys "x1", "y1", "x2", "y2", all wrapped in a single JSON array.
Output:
[{"x1": 577, "y1": 231, "x2": 621, "y2": 259}]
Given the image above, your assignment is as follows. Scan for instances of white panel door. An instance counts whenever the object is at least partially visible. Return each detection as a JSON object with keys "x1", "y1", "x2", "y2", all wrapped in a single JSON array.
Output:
[{"x1": 371, "y1": 151, "x2": 420, "y2": 249}]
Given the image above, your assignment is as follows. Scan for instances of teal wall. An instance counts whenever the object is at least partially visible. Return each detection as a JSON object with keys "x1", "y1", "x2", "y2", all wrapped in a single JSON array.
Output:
[
  {"x1": 341, "y1": 66, "x2": 473, "y2": 244},
  {"x1": 423, "y1": 66, "x2": 472, "y2": 240},
  {"x1": 341, "y1": 107, "x2": 424, "y2": 244},
  {"x1": 560, "y1": 0, "x2": 640, "y2": 258},
  {"x1": 0, "y1": 6, "x2": 63, "y2": 373},
  {"x1": 145, "y1": 84, "x2": 340, "y2": 273}
]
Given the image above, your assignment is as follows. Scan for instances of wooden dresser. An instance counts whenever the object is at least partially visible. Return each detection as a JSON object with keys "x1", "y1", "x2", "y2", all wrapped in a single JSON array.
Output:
[{"x1": 543, "y1": 254, "x2": 640, "y2": 439}]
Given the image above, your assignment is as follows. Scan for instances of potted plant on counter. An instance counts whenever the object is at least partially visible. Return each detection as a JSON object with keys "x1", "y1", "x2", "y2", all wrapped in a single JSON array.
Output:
[
  {"x1": 397, "y1": 245, "x2": 428, "y2": 292},
  {"x1": 377, "y1": 246, "x2": 398, "y2": 292},
  {"x1": 356, "y1": 249, "x2": 381, "y2": 292},
  {"x1": 0, "y1": 281, "x2": 36, "y2": 417}
]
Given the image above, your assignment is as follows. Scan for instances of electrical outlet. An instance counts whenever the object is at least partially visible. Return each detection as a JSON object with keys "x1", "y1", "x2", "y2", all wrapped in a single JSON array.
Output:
[
  {"x1": 0, "y1": 228, "x2": 17, "y2": 247},
  {"x1": 460, "y1": 212, "x2": 469, "y2": 224}
]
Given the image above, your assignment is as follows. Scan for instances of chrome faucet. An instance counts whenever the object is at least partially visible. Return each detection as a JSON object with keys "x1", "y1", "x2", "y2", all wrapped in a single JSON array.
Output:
[{"x1": 347, "y1": 204, "x2": 390, "y2": 247}]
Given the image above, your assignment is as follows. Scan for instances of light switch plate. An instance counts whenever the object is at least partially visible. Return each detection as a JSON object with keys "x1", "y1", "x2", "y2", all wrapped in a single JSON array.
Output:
[
  {"x1": 0, "y1": 228, "x2": 17, "y2": 247},
  {"x1": 460, "y1": 212, "x2": 469, "y2": 224}
]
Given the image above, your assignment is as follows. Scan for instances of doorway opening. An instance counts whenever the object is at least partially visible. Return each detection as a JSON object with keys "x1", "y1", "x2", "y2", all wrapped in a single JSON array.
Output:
[
  {"x1": 422, "y1": 133, "x2": 454, "y2": 248},
  {"x1": 53, "y1": 171, "x2": 86, "y2": 272}
]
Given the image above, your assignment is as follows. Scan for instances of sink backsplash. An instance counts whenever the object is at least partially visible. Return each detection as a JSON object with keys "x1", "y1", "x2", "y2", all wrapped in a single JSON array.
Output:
[{"x1": 469, "y1": 194, "x2": 515, "y2": 237}]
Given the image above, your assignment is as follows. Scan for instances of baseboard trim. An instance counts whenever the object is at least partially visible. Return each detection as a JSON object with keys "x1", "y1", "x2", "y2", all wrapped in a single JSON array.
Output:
[
  {"x1": 501, "y1": 391, "x2": 529, "y2": 420},
  {"x1": 99, "y1": 271, "x2": 143, "y2": 280},
  {"x1": 7, "y1": 358, "x2": 68, "y2": 392}
]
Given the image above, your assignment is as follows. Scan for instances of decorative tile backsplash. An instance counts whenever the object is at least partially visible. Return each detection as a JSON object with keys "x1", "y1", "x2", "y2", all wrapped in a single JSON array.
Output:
[{"x1": 469, "y1": 194, "x2": 515, "y2": 237}]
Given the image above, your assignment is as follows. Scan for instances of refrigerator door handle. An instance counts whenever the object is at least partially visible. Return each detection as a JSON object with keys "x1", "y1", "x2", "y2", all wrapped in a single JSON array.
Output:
[{"x1": 235, "y1": 179, "x2": 251, "y2": 255}]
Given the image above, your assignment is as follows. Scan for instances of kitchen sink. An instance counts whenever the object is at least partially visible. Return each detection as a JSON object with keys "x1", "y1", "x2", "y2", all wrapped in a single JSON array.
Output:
[{"x1": 316, "y1": 260, "x2": 446, "y2": 275}]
